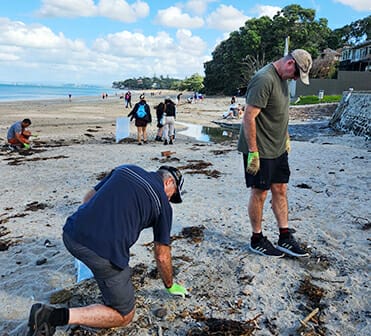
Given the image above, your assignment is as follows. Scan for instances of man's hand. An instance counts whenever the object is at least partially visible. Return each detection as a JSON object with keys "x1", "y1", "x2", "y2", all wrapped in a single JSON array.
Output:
[
  {"x1": 246, "y1": 151, "x2": 260, "y2": 175},
  {"x1": 166, "y1": 283, "x2": 188, "y2": 298},
  {"x1": 286, "y1": 136, "x2": 291, "y2": 153}
]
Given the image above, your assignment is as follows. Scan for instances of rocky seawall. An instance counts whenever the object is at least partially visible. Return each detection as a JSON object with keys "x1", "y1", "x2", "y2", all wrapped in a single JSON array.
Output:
[
  {"x1": 289, "y1": 103, "x2": 338, "y2": 121},
  {"x1": 329, "y1": 90, "x2": 370, "y2": 140}
]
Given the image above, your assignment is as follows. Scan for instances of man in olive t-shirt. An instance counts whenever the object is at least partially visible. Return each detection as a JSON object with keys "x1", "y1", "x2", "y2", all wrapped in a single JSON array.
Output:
[{"x1": 237, "y1": 49, "x2": 312, "y2": 257}]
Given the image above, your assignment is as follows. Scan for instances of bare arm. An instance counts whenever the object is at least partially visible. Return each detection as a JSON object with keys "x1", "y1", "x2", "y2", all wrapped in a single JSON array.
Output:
[
  {"x1": 242, "y1": 104, "x2": 261, "y2": 152},
  {"x1": 82, "y1": 189, "x2": 96, "y2": 204},
  {"x1": 154, "y1": 242, "x2": 173, "y2": 288},
  {"x1": 15, "y1": 132, "x2": 29, "y2": 144}
]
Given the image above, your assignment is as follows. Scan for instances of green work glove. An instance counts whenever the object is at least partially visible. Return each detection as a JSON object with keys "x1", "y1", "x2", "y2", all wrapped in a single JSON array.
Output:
[
  {"x1": 23, "y1": 143, "x2": 31, "y2": 150},
  {"x1": 246, "y1": 151, "x2": 260, "y2": 175},
  {"x1": 286, "y1": 136, "x2": 291, "y2": 153},
  {"x1": 166, "y1": 283, "x2": 188, "y2": 298}
]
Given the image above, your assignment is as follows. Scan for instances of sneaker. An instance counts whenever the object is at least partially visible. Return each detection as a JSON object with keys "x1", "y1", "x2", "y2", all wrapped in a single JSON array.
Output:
[
  {"x1": 277, "y1": 234, "x2": 309, "y2": 257},
  {"x1": 164, "y1": 140, "x2": 168, "y2": 145},
  {"x1": 169, "y1": 139, "x2": 173, "y2": 145},
  {"x1": 27, "y1": 303, "x2": 56, "y2": 336},
  {"x1": 249, "y1": 236, "x2": 285, "y2": 257},
  {"x1": 138, "y1": 142, "x2": 142, "y2": 145}
]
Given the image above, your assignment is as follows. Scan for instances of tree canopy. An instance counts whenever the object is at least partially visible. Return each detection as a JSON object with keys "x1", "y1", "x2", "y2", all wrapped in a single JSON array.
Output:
[
  {"x1": 112, "y1": 5, "x2": 370, "y2": 96},
  {"x1": 203, "y1": 5, "x2": 370, "y2": 95},
  {"x1": 112, "y1": 74, "x2": 204, "y2": 93}
]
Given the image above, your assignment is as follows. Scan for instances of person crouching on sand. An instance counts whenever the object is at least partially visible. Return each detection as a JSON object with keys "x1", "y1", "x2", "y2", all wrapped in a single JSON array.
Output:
[
  {"x1": 7, "y1": 118, "x2": 32, "y2": 150},
  {"x1": 26, "y1": 164, "x2": 188, "y2": 335}
]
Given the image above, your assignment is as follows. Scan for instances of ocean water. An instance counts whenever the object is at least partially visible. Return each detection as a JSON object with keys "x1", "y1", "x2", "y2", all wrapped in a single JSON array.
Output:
[{"x1": 0, "y1": 83, "x2": 118, "y2": 102}]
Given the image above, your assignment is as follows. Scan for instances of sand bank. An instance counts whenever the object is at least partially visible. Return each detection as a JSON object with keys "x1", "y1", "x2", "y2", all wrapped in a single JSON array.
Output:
[{"x1": 0, "y1": 95, "x2": 369, "y2": 335}]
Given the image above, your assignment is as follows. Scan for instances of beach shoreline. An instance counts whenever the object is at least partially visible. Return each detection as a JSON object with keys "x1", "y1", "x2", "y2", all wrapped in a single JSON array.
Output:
[{"x1": 0, "y1": 96, "x2": 369, "y2": 335}]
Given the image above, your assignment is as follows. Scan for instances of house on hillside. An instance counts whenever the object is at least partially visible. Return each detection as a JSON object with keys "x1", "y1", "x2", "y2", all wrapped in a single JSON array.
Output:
[
  {"x1": 311, "y1": 48, "x2": 341, "y2": 79},
  {"x1": 339, "y1": 40, "x2": 371, "y2": 71}
]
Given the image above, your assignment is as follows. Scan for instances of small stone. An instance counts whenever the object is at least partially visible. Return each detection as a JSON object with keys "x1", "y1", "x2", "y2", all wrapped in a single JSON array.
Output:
[
  {"x1": 154, "y1": 307, "x2": 167, "y2": 318},
  {"x1": 36, "y1": 258, "x2": 47, "y2": 265}
]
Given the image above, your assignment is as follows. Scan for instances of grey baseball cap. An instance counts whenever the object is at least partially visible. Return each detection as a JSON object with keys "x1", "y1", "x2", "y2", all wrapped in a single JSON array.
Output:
[
  {"x1": 160, "y1": 165, "x2": 184, "y2": 203},
  {"x1": 291, "y1": 49, "x2": 312, "y2": 85}
]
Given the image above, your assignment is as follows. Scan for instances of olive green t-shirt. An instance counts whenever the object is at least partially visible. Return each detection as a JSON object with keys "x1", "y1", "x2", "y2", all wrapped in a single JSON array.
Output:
[{"x1": 237, "y1": 63, "x2": 289, "y2": 159}]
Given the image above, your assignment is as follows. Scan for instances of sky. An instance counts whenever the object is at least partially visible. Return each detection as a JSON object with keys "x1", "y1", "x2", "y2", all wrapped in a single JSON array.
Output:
[{"x1": 0, "y1": 0, "x2": 370, "y2": 86}]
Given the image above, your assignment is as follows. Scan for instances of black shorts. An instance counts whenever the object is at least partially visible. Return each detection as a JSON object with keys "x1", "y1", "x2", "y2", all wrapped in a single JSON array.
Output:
[
  {"x1": 243, "y1": 152, "x2": 290, "y2": 190},
  {"x1": 63, "y1": 232, "x2": 135, "y2": 315},
  {"x1": 135, "y1": 119, "x2": 148, "y2": 127}
]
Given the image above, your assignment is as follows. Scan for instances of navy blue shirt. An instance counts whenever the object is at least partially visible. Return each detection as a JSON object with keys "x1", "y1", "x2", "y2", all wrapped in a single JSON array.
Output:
[{"x1": 63, "y1": 165, "x2": 172, "y2": 269}]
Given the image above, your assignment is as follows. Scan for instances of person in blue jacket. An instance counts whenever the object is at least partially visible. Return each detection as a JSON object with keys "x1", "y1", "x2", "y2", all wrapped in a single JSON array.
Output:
[
  {"x1": 27, "y1": 164, "x2": 187, "y2": 335},
  {"x1": 128, "y1": 94, "x2": 152, "y2": 145}
]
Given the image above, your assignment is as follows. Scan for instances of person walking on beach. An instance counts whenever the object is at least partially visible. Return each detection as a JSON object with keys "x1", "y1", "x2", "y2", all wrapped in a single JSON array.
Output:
[
  {"x1": 125, "y1": 91, "x2": 132, "y2": 108},
  {"x1": 128, "y1": 94, "x2": 152, "y2": 145},
  {"x1": 176, "y1": 92, "x2": 183, "y2": 105},
  {"x1": 155, "y1": 101, "x2": 165, "y2": 141},
  {"x1": 7, "y1": 118, "x2": 32, "y2": 150},
  {"x1": 162, "y1": 97, "x2": 176, "y2": 145},
  {"x1": 27, "y1": 164, "x2": 187, "y2": 335},
  {"x1": 238, "y1": 49, "x2": 312, "y2": 257}
]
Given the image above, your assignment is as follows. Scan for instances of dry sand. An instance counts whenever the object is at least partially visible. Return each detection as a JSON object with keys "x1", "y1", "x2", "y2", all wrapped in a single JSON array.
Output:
[{"x1": 0, "y1": 94, "x2": 370, "y2": 335}]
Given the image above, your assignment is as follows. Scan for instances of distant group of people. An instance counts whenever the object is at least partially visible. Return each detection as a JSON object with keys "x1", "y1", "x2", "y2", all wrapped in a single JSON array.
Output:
[
  {"x1": 155, "y1": 96, "x2": 177, "y2": 145},
  {"x1": 223, "y1": 96, "x2": 245, "y2": 119},
  {"x1": 127, "y1": 94, "x2": 177, "y2": 146},
  {"x1": 2, "y1": 49, "x2": 316, "y2": 336},
  {"x1": 186, "y1": 92, "x2": 204, "y2": 104}
]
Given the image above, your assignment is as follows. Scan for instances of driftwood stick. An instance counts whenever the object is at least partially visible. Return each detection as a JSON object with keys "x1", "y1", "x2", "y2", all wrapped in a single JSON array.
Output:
[
  {"x1": 311, "y1": 275, "x2": 345, "y2": 283},
  {"x1": 297, "y1": 307, "x2": 319, "y2": 331}
]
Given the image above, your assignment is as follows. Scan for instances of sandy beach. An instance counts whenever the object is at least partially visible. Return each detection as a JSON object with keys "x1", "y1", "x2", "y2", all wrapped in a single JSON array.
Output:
[{"x1": 0, "y1": 93, "x2": 370, "y2": 336}]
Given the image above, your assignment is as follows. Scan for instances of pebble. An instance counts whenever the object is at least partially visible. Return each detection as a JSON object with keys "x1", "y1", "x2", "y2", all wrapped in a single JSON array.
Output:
[
  {"x1": 154, "y1": 307, "x2": 167, "y2": 318},
  {"x1": 36, "y1": 258, "x2": 47, "y2": 265}
]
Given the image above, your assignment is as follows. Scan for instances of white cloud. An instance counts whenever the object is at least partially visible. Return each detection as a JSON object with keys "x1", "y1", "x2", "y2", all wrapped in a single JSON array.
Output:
[
  {"x1": 0, "y1": 47, "x2": 20, "y2": 61},
  {"x1": 93, "y1": 30, "x2": 169, "y2": 57},
  {"x1": 97, "y1": 0, "x2": 149, "y2": 22},
  {"x1": 176, "y1": 29, "x2": 208, "y2": 56},
  {"x1": 37, "y1": 0, "x2": 150, "y2": 22},
  {"x1": 184, "y1": 0, "x2": 217, "y2": 16},
  {"x1": 333, "y1": 0, "x2": 371, "y2": 11},
  {"x1": 206, "y1": 5, "x2": 249, "y2": 32},
  {"x1": 37, "y1": 0, "x2": 97, "y2": 17},
  {"x1": 155, "y1": 6, "x2": 204, "y2": 29},
  {"x1": 0, "y1": 18, "x2": 84, "y2": 50},
  {"x1": 250, "y1": 5, "x2": 281, "y2": 18},
  {"x1": 0, "y1": 17, "x2": 208, "y2": 83},
  {"x1": 93, "y1": 28, "x2": 208, "y2": 78}
]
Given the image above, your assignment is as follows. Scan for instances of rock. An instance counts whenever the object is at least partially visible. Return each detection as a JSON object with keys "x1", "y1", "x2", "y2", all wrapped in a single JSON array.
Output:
[
  {"x1": 36, "y1": 257, "x2": 47, "y2": 265},
  {"x1": 154, "y1": 307, "x2": 167, "y2": 318}
]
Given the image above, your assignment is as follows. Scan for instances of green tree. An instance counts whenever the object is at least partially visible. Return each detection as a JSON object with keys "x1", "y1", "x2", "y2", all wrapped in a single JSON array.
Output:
[
  {"x1": 204, "y1": 4, "x2": 334, "y2": 95},
  {"x1": 179, "y1": 73, "x2": 204, "y2": 92},
  {"x1": 330, "y1": 15, "x2": 371, "y2": 47}
]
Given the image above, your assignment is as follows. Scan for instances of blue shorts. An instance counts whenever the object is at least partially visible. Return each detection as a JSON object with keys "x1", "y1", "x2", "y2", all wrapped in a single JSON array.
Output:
[
  {"x1": 243, "y1": 152, "x2": 290, "y2": 190},
  {"x1": 63, "y1": 232, "x2": 135, "y2": 315}
]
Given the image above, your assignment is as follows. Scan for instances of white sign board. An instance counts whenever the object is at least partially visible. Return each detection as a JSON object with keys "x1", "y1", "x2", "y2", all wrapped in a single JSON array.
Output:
[{"x1": 116, "y1": 117, "x2": 130, "y2": 143}]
